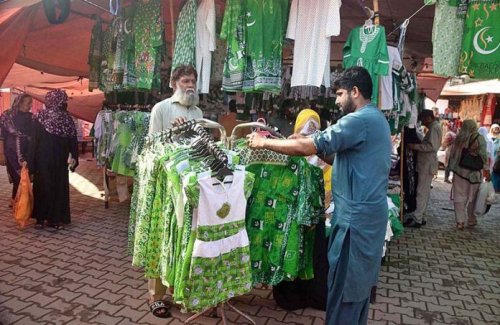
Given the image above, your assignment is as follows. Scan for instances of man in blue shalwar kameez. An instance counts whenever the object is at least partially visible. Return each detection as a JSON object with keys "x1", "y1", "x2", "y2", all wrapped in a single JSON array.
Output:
[{"x1": 247, "y1": 66, "x2": 391, "y2": 324}]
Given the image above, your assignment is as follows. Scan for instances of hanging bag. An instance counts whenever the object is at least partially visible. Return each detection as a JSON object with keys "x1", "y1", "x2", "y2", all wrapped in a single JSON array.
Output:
[
  {"x1": 493, "y1": 154, "x2": 500, "y2": 174},
  {"x1": 459, "y1": 134, "x2": 483, "y2": 171},
  {"x1": 13, "y1": 163, "x2": 33, "y2": 229}
]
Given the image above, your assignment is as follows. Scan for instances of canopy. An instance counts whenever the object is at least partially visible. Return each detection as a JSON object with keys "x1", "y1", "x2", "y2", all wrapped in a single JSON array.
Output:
[
  {"x1": 441, "y1": 79, "x2": 500, "y2": 96},
  {"x1": 0, "y1": 0, "x2": 436, "y2": 121}
]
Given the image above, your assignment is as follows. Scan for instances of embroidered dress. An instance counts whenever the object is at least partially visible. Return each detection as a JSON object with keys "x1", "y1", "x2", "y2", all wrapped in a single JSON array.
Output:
[
  {"x1": 182, "y1": 170, "x2": 255, "y2": 311},
  {"x1": 134, "y1": 0, "x2": 164, "y2": 90},
  {"x1": 242, "y1": 0, "x2": 289, "y2": 93},
  {"x1": 110, "y1": 112, "x2": 135, "y2": 176},
  {"x1": 286, "y1": 0, "x2": 342, "y2": 87},
  {"x1": 221, "y1": 0, "x2": 246, "y2": 91},
  {"x1": 88, "y1": 18, "x2": 102, "y2": 91},
  {"x1": 428, "y1": 0, "x2": 466, "y2": 77},
  {"x1": 343, "y1": 26, "x2": 390, "y2": 106},
  {"x1": 459, "y1": 0, "x2": 500, "y2": 78},
  {"x1": 172, "y1": 0, "x2": 197, "y2": 71}
]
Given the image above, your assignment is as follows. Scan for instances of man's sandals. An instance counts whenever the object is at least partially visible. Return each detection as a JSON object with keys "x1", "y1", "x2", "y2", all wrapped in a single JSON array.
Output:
[{"x1": 149, "y1": 300, "x2": 171, "y2": 318}]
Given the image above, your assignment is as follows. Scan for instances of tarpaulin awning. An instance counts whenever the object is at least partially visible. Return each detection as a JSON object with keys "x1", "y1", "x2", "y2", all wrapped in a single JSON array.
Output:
[{"x1": 441, "y1": 79, "x2": 500, "y2": 96}]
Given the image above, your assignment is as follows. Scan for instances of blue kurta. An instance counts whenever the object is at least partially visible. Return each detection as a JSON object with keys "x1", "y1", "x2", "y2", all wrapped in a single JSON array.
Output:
[{"x1": 313, "y1": 104, "x2": 391, "y2": 324}]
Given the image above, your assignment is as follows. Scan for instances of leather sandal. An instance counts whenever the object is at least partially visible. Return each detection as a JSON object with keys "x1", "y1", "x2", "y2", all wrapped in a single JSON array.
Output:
[
  {"x1": 456, "y1": 222, "x2": 464, "y2": 230},
  {"x1": 149, "y1": 300, "x2": 171, "y2": 318}
]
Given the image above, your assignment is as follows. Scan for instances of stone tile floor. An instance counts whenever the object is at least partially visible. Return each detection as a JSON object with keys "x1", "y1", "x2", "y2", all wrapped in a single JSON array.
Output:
[{"x1": 0, "y1": 154, "x2": 499, "y2": 325}]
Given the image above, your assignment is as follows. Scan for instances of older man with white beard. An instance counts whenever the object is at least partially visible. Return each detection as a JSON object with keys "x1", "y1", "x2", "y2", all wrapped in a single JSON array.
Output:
[
  {"x1": 146, "y1": 65, "x2": 202, "y2": 319},
  {"x1": 149, "y1": 64, "x2": 203, "y2": 135}
]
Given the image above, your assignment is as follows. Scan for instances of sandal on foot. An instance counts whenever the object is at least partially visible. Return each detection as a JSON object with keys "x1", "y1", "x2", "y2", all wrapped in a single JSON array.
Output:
[
  {"x1": 456, "y1": 222, "x2": 464, "y2": 230},
  {"x1": 467, "y1": 222, "x2": 477, "y2": 227},
  {"x1": 149, "y1": 300, "x2": 171, "y2": 318}
]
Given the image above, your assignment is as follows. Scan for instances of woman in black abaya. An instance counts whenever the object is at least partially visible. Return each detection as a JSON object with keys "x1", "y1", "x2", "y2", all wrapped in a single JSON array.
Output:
[{"x1": 29, "y1": 89, "x2": 79, "y2": 229}]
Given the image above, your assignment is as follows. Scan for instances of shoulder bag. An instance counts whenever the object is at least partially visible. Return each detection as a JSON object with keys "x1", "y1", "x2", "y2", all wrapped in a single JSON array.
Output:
[{"x1": 459, "y1": 134, "x2": 483, "y2": 171}]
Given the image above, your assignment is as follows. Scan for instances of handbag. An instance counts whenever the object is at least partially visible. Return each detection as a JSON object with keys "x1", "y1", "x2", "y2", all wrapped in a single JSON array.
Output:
[{"x1": 459, "y1": 134, "x2": 483, "y2": 171}]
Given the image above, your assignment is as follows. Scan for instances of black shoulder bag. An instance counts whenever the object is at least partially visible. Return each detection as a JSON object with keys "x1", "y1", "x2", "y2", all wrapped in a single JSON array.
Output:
[{"x1": 459, "y1": 134, "x2": 483, "y2": 171}]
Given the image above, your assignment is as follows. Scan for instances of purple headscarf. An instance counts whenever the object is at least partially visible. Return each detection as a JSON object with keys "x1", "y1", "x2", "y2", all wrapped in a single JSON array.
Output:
[
  {"x1": 37, "y1": 89, "x2": 76, "y2": 138},
  {"x1": 0, "y1": 94, "x2": 32, "y2": 137}
]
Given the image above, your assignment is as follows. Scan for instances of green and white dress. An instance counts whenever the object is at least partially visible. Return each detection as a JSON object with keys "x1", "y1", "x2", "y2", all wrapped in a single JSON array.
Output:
[
  {"x1": 343, "y1": 25, "x2": 389, "y2": 106},
  {"x1": 182, "y1": 170, "x2": 255, "y2": 311}
]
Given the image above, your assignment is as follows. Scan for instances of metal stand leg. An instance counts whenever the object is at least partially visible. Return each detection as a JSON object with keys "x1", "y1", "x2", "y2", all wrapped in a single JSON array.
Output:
[
  {"x1": 184, "y1": 300, "x2": 255, "y2": 325},
  {"x1": 103, "y1": 168, "x2": 110, "y2": 209}
]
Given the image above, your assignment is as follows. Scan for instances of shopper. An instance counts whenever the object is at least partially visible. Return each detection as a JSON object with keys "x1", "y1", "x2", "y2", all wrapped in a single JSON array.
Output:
[
  {"x1": 405, "y1": 110, "x2": 442, "y2": 228},
  {"x1": 489, "y1": 124, "x2": 500, "y2": 192},
  {"x1": 147, "y1": 64, "x2": 203, "y2": 318},
  {"x1": 448, "y1": 119, "x2": 488, "y2": 229},
  {"x1": 247, "y1": 66, "x2": 391, "y2": 325},
  {"x1": 29, "y1": 89, "x2": 79, "y2": 230},
  {"x1": 0, "y1": 94, "x2": 34, "y2": 204},
  {"x1": 268, "y1": 99, "x2": 295, "y2": 137}
]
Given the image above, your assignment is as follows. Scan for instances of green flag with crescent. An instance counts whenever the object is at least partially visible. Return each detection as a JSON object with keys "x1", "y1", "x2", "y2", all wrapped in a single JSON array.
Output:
[{"x1": 459, "y1": 0, "x2": 500, "y2": 78}]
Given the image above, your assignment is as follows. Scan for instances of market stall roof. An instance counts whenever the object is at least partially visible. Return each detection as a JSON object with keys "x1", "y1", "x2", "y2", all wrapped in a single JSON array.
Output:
[
  {"x1": 441, "y1": 79, "x2": 500, "y2": 96},
  {"x1": 0, "y1": 0, "x2": 436, "y2": 120},
  {"x1": 3, "y1": 63, "x2": 104, "y2": 122}
]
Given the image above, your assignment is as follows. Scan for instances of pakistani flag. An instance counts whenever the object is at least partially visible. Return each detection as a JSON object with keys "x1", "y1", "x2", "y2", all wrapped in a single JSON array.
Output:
[{"x1": 459, "y1": 0, "x2": 500, "y2": 78}]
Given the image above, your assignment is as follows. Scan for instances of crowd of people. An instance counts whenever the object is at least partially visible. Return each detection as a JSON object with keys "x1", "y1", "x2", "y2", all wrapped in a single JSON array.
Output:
[{"x1": 0, "y1": 64, "x2": 499, "y2": 325}]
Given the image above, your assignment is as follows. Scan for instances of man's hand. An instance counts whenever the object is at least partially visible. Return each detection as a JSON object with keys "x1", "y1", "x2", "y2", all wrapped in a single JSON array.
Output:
[
  {"x1": 171, "y1": 116, "x2": 187, "y2": 127},
  {"x1": 247, "y1": 132, "x2": 266, "y2": 149},
  {"x1": 0, "y1": 154, "x2": 6, "y2": 166}
]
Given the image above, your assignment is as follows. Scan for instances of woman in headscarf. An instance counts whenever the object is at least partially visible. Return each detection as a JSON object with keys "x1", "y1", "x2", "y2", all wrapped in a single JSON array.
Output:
[
  {"x1": 29, "y1": 89, "x2": 79, "y2": 230},
  {"x1": 0, "y1": 94, "x2": 34, "y2": 203},
  {"x1": 448, "y1": 120, "x2": 488, "y2": 229},
  {"x1": 273, "y1": 108, "x2": 331, "y2": 312},
  {"x1": 489, "y1": 124, "x2": 500, "y2": 192}
]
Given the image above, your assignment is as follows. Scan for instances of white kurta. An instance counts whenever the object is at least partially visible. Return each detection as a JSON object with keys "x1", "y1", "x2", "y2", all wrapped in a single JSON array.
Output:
[
  {"x1": 195, "y1": 0, "x2": 216, "y2": 94},
  {"x1": 380, "y1": 46, "x2": 403, "y2": 110},
  {"x1": 286, "y1": 0, "x2": 342, "y2": 88}
]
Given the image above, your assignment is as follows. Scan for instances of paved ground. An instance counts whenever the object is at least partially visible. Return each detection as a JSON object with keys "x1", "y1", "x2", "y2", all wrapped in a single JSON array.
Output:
[{"x1": 0, "y1": 154, "x2": 499, "y2": 325}]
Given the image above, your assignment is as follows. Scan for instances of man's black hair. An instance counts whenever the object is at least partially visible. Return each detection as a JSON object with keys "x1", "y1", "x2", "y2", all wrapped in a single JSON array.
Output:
[
  {"x1": 228, "y1": 99, "x2": 237, "y2": 113},
  {"x1": 419, "y1": 109, "x2": 435, "y2": 121},
  {"x1": 333, "y1": 66, "x2": 373, "y2": 100}
]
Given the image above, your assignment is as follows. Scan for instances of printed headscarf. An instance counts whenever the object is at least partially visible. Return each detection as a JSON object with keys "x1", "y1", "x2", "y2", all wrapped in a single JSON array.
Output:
[
  {"x1": 37, "y1": 89, "x2": 76, "y2": 138},
  {"x1": 294, "y1": 109, "x2": 320, "y2": 135},
  {"x1": 0, "y1": 94, "x2": 32, "y2": 137}
]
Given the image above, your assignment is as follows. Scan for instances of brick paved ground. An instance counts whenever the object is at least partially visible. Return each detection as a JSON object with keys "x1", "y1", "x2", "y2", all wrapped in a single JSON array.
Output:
[{"x1": 0, "y1": 155, "x2": 499, "y2": 325}]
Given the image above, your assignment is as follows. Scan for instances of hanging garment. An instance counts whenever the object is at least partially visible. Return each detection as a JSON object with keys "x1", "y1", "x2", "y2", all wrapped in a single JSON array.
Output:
[
  {"x1": 286, "y1": 0, "x2": 341, "y2": 87},
  {"x1": 88, "y1": 18, "x2": 102, "y2": 91},
  {"x1": 196, "y1": 0, "x2": 216, "y2": 94},
  {"x1": 172, "y1": 0, "x2": 197, "y2": 71},
  {"x1": 182, "y1": 170, "x2": 255, "y2": 311},
  {"x1": 134, "y1": 0, "x2": 164, "y2": 90},
  {"x1": 380, "y1": 46, "x2": 403, "y2": 111},
  {"x1": 122, "y1": 6, "x2": 137, "y2": 89},
  {"x1": 221, "y1": 0, "x2": 246, "y2": 91},
  {"x1": 427, "y1": 0, "x2": 466, "y2": 77},
  {"x1": 343, "y1": 26, "x2": 390, "y2": 106},
  {"x1": 459, "y1": 0, "x2": 500, "y2": 78},
  {"x1": 242, "y1": 0, "x2": 289, "y2": 93},
  {"x1": 100, "y1": 27, "x2": 115, "y2": 92}
]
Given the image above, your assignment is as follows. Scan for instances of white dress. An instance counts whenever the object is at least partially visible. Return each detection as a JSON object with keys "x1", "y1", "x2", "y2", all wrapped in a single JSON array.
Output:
[
  {"x1": 286, "y1": 0, "x2": 342, "y2": 88},
  {"x1": 195, "y1": 0, "x2": 216, "y2": 94},
  {"x1": 380, "y1": 46, "x2": 403, "y2": 111}
]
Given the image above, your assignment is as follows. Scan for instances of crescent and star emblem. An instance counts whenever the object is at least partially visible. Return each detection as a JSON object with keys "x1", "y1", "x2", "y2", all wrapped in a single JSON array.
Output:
[
  {"x1": 473, "y1": 27, "x2": 500, "y2": 55},
  {"x1": 124, "y1": 18, "x2": 131, "y2": 34},
  {"x1": 246, "y1": 12, "x2": 256, "y2": 27}
]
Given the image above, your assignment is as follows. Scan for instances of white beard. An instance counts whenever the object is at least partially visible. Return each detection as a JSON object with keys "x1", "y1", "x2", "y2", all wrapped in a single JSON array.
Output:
[{"x1": 175, "y1": 88, "x2": 199, "y2": 107}]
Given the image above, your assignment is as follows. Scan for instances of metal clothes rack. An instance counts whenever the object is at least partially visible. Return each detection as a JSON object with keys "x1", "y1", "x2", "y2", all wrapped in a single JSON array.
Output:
[{"x1": 230, "y1": 122, "x2": 284, "y2": 150}]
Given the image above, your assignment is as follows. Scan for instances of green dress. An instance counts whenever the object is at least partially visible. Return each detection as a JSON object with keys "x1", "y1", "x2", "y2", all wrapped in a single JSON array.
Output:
[
  {"x1": 171, "y1": 0, "x2": 197, "y2": 70},
  {"x1": 239, "y1": 147, "x2": 324, "y2": 285},
  {"x1": 343, "y1": 25, "x2": 389, "y2": 106},
  {"x1": 134, "y1": 0, "x2": 164, "y2": 90},
  {"x1": 242, "y1": 0, "x2": 289, "y2": 93},
  {"x1": 427, "y1": 0, "x2": 466, "y2": 77},
  {"x1": 221, "y1": 0, "x2": 246, "y2": 91},
  {"x1": 459, "y1": 0, "x2": 500, "y2": 78},
  {"x1": 180, "y1": 170, "x2": 255, "y2": 312}
]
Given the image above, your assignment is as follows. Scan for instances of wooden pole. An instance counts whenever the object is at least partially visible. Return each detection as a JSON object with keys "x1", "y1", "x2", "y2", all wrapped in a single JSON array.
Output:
[
  {"x1": 373, "y1": 0, "x2": 380, "y2": 25},
  {"x1": 170, "y1": 0, "x2": 175, "y2": 58}
]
